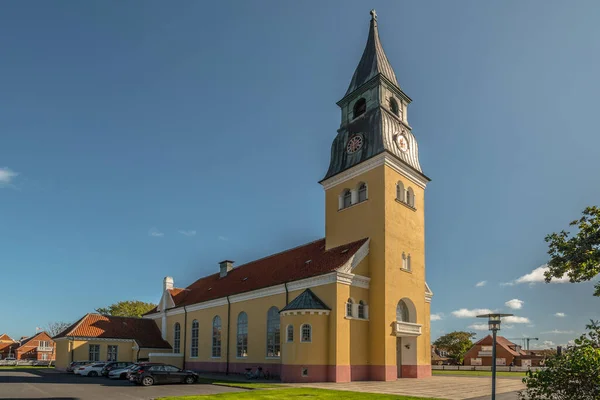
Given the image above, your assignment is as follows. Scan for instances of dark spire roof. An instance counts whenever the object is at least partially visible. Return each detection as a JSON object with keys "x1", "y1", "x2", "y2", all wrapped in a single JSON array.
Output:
[
  {"x1": 345, "y1": 10, "x2": 399, "y2": 95},
  {"x1": 281, "y1": 289, "x2": 331, "y2": 312}
]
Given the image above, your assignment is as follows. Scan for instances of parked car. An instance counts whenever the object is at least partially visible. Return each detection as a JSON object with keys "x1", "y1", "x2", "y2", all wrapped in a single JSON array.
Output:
[
  {"x1": 67, "y1": 361, "x2": 94, "y2": 373},
  {"x1": 75, "y1": 363, "x2": 106, "y2": 377},
  {"x1": 4, "y1": 357, "x2": 16, "y2": 366},
  {"x1": 129, "y1": 364, "x2": 198, "y2": 386},
  {"x1": 108, "y1": 364, "x2": 138, "y2": 380},
  {"x1": 101, "y1": 361, "x2": 133, "y2": 377},
  {"x1": 125, "y1": 362, "x2": 160, "y2": 380}
]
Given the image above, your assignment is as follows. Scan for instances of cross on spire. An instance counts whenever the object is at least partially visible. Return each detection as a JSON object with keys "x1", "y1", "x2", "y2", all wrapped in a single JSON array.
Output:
[{"x1": 370, "y1": 9, "x2": 377, "y2": 20}]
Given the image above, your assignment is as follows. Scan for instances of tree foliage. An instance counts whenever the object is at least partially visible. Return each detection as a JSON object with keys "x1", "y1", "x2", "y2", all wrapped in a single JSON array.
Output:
[
  {"x1": 95, "y1": 300, "x2": 156, "y2": 318},
  {"x1": 433, "y1": 331, "x2": 476, "y2": 363},
  {"x1": 545, "y1": 206, "x2": 600, "y2": 296},
  {"x1": 45, "y1": 321, "x2": 72, "y2": 338},
  {"x1": 520, "y1": 321, "x2": 600, "y2": 400}
]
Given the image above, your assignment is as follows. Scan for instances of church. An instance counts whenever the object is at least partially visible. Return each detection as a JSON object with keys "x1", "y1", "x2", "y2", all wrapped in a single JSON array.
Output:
[{"x1": 144, "y1": 10, "x2": 432, "y2": 382}]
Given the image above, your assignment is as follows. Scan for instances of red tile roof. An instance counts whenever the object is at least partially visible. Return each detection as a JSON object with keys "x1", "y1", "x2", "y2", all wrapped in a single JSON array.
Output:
[
  {"x1": 475, "y1": 335, "x2": 527, "y2": 356},
  {"x1": 0, "y1": 334, "x2": 14, "y2": 342},
  {"x1": 54, "y1": 314, "x2": 171, "y2": 349},
  {"x1": 148, "y1": 238, "x2": 368, "y2": 313}
]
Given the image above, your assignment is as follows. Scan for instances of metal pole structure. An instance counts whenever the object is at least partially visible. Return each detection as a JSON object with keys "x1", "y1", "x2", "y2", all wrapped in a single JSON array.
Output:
[{"x1": 491, "y1": 328, "x2": 497, "y2": 400}]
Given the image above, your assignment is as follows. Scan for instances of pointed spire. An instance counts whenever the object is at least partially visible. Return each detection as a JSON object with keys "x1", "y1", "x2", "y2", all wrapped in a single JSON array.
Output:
[{"x1": 345, "y1": 10, "x2": 399, "y2": 95}]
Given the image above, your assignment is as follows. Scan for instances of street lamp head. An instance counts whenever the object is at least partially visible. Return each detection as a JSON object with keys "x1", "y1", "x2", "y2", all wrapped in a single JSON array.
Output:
[{"x1": 476, "y1": 313, "x2": 514, "y2": 332}]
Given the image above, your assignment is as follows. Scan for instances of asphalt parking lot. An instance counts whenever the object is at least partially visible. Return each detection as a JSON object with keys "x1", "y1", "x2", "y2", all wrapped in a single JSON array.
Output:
[{"x1": 0, "y1": 369, "x2": 241, "y2": 400}]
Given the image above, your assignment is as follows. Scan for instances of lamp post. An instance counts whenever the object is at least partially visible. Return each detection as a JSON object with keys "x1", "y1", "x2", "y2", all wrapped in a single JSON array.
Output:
[{"x1": 476, "y1": 313, "x2": 513, "y2": 400}]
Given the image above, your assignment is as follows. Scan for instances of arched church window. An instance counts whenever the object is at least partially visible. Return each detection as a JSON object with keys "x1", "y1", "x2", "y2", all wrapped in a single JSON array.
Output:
[
  {"x1": 301, "y1": 324, "x2": 312, "y2": 342},
  {"x1": 212, "y1": 316, "x2": 221, "y2": 357},
  {"x1": 358, "y1": 183, "x2": 367, "y2": 202},
  {"x1": 343, "y1": 189, "x2": 352, "y2": 209},
  {"x1": 389, "y1": 98, "x2": 399, "y2": 116},
  {"x1": 346, "y1": 298, "x2": 354, "y2": 317},
  {"x1": 173, "y1": 323, "x2": 181, "y2": 354},
  {"x1": 286, "y1": 325, "x2": 294, "y2": 342},
  {"x1": 397, "y1": 300, "x2": 410, "y2": 322},
  {"x1": 358, "y1": 300, "x2": 366, "y2": 319},
  {"x1": 353, "y1": 98, "x2": 366, "y2": 119},
  {"x1": 407, "y1": 187, "x2": 415, "y2": 208},
  {"x1": 237, "y1": 312, "x2": 248, "y2": 357},
  {"x1": 266, "y1": 306, "x2": 280, "y2": 357},
  {"x1": 396, "y1": 181, "x2": 405, "y2": 202}
]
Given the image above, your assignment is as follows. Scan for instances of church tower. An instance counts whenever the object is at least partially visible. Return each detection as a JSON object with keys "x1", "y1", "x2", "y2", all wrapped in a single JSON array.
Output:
[{"x1": 321, "y1": 10, "x2": 432, "y2": 380}]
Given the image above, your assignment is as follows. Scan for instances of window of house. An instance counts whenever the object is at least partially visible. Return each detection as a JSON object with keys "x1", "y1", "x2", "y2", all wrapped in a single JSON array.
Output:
[
  {"x1": 397, "y1": 181, "x2": 405, "y2": 202},
  {"x1": 266, "y1": 307, "x2": 280, "y2": 357},
  {"x1": 212, "y1": 316, "x2": 222, "y2": 358},
  {"x1": 353, "y1": 98, "x2": 366, "y2": 119},
  {"x1": 346, "y1": 298, "x2": 353, "y2": 317},
  {"x1": 389, "y1": 98, "x2": 399, "y2": 116},
  {"x1": 41, "y1": 353, "x2": 48, "y2": 360},
  {"x1": 191, "y1": 320, "x2": 199, "y2": 357},
  {"x1": 358, "y1": 301, "x2": 365, "y2": 319},
  {"x1": 89, "y1": 344, "x2": 100, "y2": 361},
  {"x1": 173, "y1": 323, "x2": 181, "y2": 354},
  {"x1": 301, "y1": 324, "x2": 312, "y2": 343},
  {"x1": 343, "y1": 189, "x2": 352, "y2": 208},
  {"x1": 286, "y1": 325, "x2": 294, "y2": 342},
  {"x1": 396, "y1": 300, "x2": 410, "y2": 322},
  {"x1": 358, "y1": 183, "x2": 367, "y2": 202},
  {"x1": 107, "y1": 345, "x2": 118, "y2": 362},
  {"x1": 237, "y1": 312, "x2": 248, "y2": 357}
]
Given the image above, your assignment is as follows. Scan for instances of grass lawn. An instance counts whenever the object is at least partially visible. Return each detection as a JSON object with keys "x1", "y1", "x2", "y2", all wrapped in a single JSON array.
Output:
[
  {"x1": 196, "y1": 377, "x2": 281, "y2": 389},
  {"x1": 159, "y1": 388, "x2": 442, "y2": 400},
  {"x1": 433, "y1": 370, "x2": 526, "y2": 377}
]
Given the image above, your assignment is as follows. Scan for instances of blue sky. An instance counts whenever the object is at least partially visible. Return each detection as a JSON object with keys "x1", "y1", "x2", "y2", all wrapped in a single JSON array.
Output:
[{"x1": 1, "y1": 1, "x2": 598, "y2": 347}]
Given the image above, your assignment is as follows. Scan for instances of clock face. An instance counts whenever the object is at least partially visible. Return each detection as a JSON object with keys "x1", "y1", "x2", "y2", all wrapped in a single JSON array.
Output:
[
  {"x1": 395, "y1": 132, "x2": 409, "y2": 153},
  {"x1": 346, "y1": 135, "x2": 364, "y2": 154}
]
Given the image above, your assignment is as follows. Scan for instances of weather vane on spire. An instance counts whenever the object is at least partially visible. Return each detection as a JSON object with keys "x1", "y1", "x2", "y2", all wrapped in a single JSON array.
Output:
[{"x1": 370, "y1": 9, "x2": 377, "y2": 20}]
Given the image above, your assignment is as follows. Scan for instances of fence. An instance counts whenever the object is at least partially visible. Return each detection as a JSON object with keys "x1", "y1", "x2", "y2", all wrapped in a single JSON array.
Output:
[
  {"x1": 0, "y1": 360, "x2": 53, "y2": 367},
  {"x1": 433, "y1": 365, "x2": 543, "y2": 372}
]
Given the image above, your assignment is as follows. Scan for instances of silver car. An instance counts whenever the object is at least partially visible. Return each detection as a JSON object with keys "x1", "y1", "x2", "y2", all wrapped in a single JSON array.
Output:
[{"x1": 108, "y1": 364, "x2": 137, "y2": 380}]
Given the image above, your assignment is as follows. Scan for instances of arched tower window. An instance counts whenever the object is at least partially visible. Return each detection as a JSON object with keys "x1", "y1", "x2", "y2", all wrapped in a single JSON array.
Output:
[
  {"x1": 389, "y1": 98, "x2": 399, "y2": 116},
  {"x1": 353, "y1": 98, "x2": 366, "y2": 119},
  {"x1": 346, "y1": 298, "x2": 354, "y2": 317},
  {"x1": 266, "y1": 306, "x2": 280, "y2": 357},
  {"x1": 402, "y1": 252, "x2": 408, "y2": 270},
  {"x1": 190, "y1": 320, "x2": 199, "y2": 357},
  {"x1": 407, "y1": 187, "x2": 415, "y2": 207},
  {"x1": 396, "y1": 181, "x2": 405, "y2": 202},
  {"x1": 212, "y1": 316, "x2": 221, "y2": 358},
  {"x1": 358, "y1": 182, "x2": 367, "y2": 202},
  {"x1": 286, "y1": 325, "x2": 294, "y2": 342},
  {"x1": 237, "y1": 312, "x2": 248, "y2": 357},
  {"x1": 342, "y1": 189, "x2": 352, "y2": 209},
  {"x1": 358, "y1": 300, "x2": 366, "y2": 319},
  {"x1": 396, "y1": 300, "x2": 410, "y2": 322},
  {"x1": 173, "y1": 323, "x2": 181, "y2": 354}
]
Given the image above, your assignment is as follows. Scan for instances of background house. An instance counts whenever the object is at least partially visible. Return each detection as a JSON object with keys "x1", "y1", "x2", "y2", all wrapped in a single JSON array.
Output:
[
  {"x1": 0, "y1": 334, "x2": 17, "y2": 359},
  {"x1": 463, "y1": 336, "x2": 526, "y2": 366},
  {"x1": 14, "y1": 331, "x2": 56, "y2": 361}
]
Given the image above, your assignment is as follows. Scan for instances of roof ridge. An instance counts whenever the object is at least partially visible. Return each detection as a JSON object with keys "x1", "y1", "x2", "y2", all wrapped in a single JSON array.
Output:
[
  {"x1": 61, "y1": 313, "x2": 91, "y2": 338},
  {"x1": 90, "y1": 313, "x2": 148, "y2": 321}
]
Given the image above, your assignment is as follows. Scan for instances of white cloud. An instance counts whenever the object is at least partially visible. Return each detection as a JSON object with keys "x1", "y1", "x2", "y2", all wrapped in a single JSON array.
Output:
[
  {"x1": 554, "y1": 312, "x2": 566, "y2": 318},
  {"x1": 504, "y1": 325, "x2": 514, "y2": 329},
  {"x1": 148, "y1": 227, "x2": 164, "y2": 237},
  {"x1": 468, "y1": 324, "x2": 490, "y2": 331},
  {"x1": 503, "y1": 264, "x2": 570, "y2": 286},
  {"x1": 503, "y1": 316, "x2": 530, "y2": 324},
  {"x1": 505, "y1": 299, "x2": 524, "y2": 310},
  {"x1": 475, "y1": 281, "x2": 487, "y2": 287},
  {"x1": 541, "y1": 329, "x2": 574, "y2": 334},
  {"x1": 451, "y1": 308, "x2": 494, "y2": 318},
  {"x1": 0, "y1": 167, "x2": 18, "y2": 186},
  {"x1": 542, "y1": 340, "x2": 555, "y2": 347},
  {"x1": 218, "y1": 236, "x2": 228, "y2": 241},
  {"x1": 178, "y1": 230, "x2": 196, "y2": 236},
  {"x1": 430, "y1": 313, "x2": 443, "y2": 321}
]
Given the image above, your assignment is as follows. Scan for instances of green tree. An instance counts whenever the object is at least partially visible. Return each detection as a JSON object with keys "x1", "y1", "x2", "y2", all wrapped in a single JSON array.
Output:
[
  {"x1": 95, "y1": 300, "x2": 156, "y2": 318},
  {"x1": 545, "y1": 206, "x2": 600, "y2": 296},
  {"x1": 433, "y1": 331, "x2": 476, "y2": 363},
  {"x1": 520, "y1": 321, "x2": 600, "y2": 400}
]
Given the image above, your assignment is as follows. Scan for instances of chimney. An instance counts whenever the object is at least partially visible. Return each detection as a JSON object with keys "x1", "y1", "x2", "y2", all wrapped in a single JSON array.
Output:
[
  {"x1": 219, "y1": 260, "x2": 234, "y2": 278},
  {"x1": 163, "y1": 276, "x2": 174, "y2": 292}
]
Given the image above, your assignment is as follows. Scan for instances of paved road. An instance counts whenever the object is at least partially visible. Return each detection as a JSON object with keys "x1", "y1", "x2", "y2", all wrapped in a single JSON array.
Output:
[{"x1": 0, "y1": 369, "x2": 240, "y2": 400}]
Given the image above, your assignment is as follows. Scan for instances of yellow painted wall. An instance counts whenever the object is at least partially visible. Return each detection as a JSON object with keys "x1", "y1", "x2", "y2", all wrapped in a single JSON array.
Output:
[
  {"x1": 71, "y1": 340, "x2": 136, "y2": 362},
  {"x1": 324, "y1": 163, "x2": 430, "y2": 370},
  {"x1": 148, "y1": 354, "x2": 184, "y2": 368},
  {"x1": 54, "y1": 340, "x2": 70, "y2": 369},
  {"x1": 138, "y1": 348, "x2": 171, "y2": 360},
  {"x1": 281, "y1": 313, "x2": 329, "y2": 365}
]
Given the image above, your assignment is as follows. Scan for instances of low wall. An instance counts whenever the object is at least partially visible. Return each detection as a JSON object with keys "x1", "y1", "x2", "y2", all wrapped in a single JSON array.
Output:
[{"x1": 433, "y1": 365, "x2": 543, "y2": 372}]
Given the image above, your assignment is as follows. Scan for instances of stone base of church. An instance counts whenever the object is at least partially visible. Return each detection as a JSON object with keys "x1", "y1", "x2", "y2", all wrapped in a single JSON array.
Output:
[
  {"x1": 370, "y1": 365, "x2": 398, "y2": 381},
  {"x1": 185, "y1": 361, "x2": 281, "y2": 377},
  {"x1": 400, "y1": 364, "x2": 432, "y2": 378}
]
